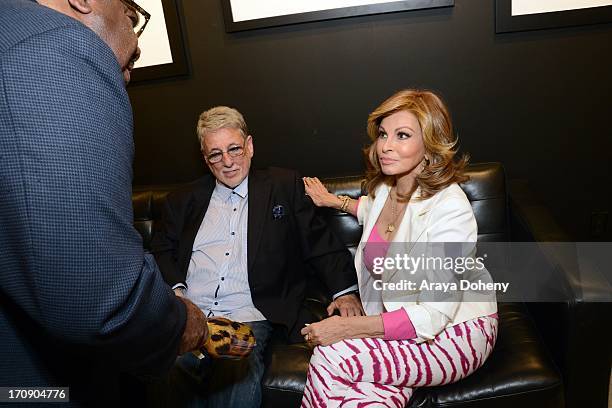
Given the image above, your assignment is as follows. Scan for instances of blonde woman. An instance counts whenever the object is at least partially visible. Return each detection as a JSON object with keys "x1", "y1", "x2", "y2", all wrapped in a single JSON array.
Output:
[{"x1": 301, "y1": 89, "x2": 498, "y2": 407}]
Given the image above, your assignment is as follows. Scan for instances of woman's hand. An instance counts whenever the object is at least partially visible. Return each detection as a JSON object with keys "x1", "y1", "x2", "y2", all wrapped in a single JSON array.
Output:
[
  {"x1": 301, "y1": 315, "x2": 348, "y2": 346},
  {"x1": 303, "y1": 177, "x2": 341, "y2": 209},
  {"x1": 301, "y1": 315, "x2": 385, "y2": 347}
]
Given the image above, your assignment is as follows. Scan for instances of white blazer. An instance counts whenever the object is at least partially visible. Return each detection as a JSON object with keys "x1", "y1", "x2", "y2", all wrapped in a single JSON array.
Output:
[{"x1": 356, "y1": 182, "x2": 497, "y2": 343}]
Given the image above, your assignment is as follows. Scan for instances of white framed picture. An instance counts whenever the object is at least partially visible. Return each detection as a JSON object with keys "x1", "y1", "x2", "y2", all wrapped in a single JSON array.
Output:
[
  {"x1": 496, "y1": 0, "x2": 612, "y2": 33},
  {"x1": 221, "y1": 0, "x2": 454, "y2": 32},
  {"x1": 130, "y1": 0, "x2": 188, "y2": 83}
]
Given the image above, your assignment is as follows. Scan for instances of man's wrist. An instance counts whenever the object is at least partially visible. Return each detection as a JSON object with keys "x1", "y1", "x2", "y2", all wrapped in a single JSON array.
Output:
[
  {"x1": 177, "y1": 297, "x2": 208, "y2": 354},
  {"x1": 335, "y1": 290, "x2": 359, "y2": 300}
]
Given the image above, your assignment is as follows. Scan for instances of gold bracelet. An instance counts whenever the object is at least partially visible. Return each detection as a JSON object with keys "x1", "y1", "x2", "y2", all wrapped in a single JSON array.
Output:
[
  {"x1": 343, "y1": 196, "x2": 351, "y2": 212},
  {"x1": 336, "y1": 195, "x2": 345, "y2": 211},
  {"x1": 337, "y1": 195, "x2": 351, "y2": 212}
]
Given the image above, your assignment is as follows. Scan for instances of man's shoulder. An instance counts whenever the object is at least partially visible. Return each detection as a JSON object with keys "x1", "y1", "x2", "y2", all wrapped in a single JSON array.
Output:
[
  {"x1": 165, "y1": 174, "x2": 215, "y2": 203},
  {"x1": 0, "y1": 0, "x2": 86, "y2": 54},
  {"x1": 0, "y1": 1, "x2": 120, "y2": 89},
  {"x1": 254, "y1": 167, "x2": 300, "y2": 185}
]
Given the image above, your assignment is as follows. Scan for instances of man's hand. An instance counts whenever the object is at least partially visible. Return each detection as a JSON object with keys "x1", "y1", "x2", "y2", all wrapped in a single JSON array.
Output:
[
  {"x1": 327, "y1": 293, "x2": 364, "y2": 317},
  {"x1": 174, "y1": 287, "x2": 185, "y2": 297}
]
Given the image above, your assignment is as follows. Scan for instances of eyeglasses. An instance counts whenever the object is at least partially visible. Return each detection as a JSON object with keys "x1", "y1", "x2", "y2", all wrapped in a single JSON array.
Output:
[
  {"x1": 121, "y1": 0, "x2": 151, "y2": 38},
  {"x1": 205, "y1": 140, "x2": 248, "y2": 164}
]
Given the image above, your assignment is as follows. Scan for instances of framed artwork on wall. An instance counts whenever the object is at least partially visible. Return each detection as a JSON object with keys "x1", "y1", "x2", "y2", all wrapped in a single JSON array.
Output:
[
  {"x1": 495, "y1": 0, "x2": 612, "y2": 33},
  {"x1": 221, "y1": 0, "x2": 454, "y2": 32},
  {"x1": 130, "y1": 0, "x2": 188, "y2": 83}
]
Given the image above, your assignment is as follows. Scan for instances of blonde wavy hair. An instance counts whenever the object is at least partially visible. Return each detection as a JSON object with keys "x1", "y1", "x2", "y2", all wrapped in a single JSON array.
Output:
[{"x1": 364, "y1": 89, "x2": 469, "y2": 200}]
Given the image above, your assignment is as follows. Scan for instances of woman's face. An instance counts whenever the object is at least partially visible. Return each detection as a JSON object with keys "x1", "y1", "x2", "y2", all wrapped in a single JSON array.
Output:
[{"x1": 376, "y1": 110, "x2": 426, "y2": 177}]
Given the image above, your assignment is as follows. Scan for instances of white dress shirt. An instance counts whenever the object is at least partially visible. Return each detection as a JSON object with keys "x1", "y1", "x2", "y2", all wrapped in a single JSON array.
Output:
[{"x1": 183, "y1": 177, "x2": 266, "y2": 322}]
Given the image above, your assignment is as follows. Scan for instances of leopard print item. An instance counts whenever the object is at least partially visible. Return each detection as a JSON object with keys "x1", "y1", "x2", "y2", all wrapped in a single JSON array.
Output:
[{"x1": 202, "y1": 317, "x2": 256, "y2": 359}]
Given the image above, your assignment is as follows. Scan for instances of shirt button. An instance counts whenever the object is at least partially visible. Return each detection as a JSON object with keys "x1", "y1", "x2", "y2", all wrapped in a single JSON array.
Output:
[
  {"x1": 225, "y1": 252, "x2": 229, "y2": 256},
  {"x1": 233, "y1": 208, "x2": 237, "y2": 211},
  {"x1": 231, "y1": 232, "x2": 235, "y2": 235},
  {"x1": 214, "y1": 301, "x2": 218, "y2": 305},
  {"x1": 221, "y1": 277, "x2": 225, "y2": 281}
]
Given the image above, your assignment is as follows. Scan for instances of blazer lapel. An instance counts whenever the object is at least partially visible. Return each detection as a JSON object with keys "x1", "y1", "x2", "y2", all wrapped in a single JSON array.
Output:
[
  {"x1": 179, "y1": 176, "x2": 215, "y2": 273},
  {"x1": 384, "y1": 187, "x2": 432, "y2": 284},
  {"x1": 247, "y1": 170, "x2": 271, "y2": 272},
  {"x1": 392, "y1": 187, "x2": 434, "y2": 252}
]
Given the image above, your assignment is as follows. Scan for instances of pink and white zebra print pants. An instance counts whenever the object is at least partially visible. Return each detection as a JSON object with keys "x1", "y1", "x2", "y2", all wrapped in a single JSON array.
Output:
[{"x1": 301, "y1": 315, "x2": 498, "y2": 408}]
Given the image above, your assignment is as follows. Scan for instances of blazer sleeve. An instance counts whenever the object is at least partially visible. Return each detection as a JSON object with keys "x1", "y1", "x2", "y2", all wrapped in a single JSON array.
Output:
[
  {"x1": 403, "y1": 194, "x2": 478, "y2": 342},
  {"x1": 291, "y1": 171, "x2": 358, "y2": 294},
  {"x1": 356, "y1": 195, "x2": 372, "y2": 226},
  {"x1": 151, "y1": 192, "x2": 188, "y2": 287},
  {"x1": 0, "y1": 27, "x2": 185, "y2": 375}
]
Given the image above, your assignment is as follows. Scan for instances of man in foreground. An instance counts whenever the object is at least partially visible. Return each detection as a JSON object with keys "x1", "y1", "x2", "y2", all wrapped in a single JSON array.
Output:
[{"x1": 0, "y1": 0, "x2": 212, "y2": 404}]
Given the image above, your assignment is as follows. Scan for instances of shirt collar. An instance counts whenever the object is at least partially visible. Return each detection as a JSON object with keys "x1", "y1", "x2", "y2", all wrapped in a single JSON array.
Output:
[{"x1": 214, "y1": 176, "x2": 249, "y2": 201}]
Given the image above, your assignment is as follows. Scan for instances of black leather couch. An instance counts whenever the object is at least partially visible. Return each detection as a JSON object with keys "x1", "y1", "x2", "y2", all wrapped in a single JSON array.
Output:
[{"x1": 131, "y1": 162, "x2": 609, "y2": 407}]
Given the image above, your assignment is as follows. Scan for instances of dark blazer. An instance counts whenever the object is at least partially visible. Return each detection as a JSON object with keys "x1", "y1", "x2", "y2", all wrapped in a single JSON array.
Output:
[
  {"x1": 152, "y1": 168, "x2": 357, "y2": 341},
  {"x1": 0, "y1": 1, "x2": 185, "y2": 404}
]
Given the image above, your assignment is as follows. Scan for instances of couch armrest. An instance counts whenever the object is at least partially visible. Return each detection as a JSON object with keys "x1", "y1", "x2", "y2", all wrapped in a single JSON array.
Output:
[
  {"x1": 508, "y1": 179, "x2": 571, "y2": 242},
  {"x1": 509, "y1": 179, "x2": 611, "y2": 408}
]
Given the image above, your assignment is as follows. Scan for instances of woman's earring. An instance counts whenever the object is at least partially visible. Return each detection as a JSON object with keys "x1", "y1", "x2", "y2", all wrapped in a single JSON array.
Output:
[{"x1": 422, "y1": 156, "x2": 429, "y2": 170}]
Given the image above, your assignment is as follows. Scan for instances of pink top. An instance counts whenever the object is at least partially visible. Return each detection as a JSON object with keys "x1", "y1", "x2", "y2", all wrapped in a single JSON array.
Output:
[
  {"x1": 363, "y1": 226, "x2": 390, "y2": 275},
  {"x1": 362, "y1": 224, "x2": 417, "y2": 341}
]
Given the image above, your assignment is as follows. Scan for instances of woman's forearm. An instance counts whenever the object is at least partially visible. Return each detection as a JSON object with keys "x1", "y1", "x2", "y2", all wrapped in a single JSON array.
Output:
[
  {"x1": 303, "y1": 177, "x2": 362, "y2": 217},
  {"x1": 305, "y1": 314, "x2": 384, "y2": 346},
  {"x1": 334, "y1": 196, "x2": 361, "y2": 217},
  {"x1": 346, "y1": 196, "x2": 360, "y2": 217},
  {"x1": 346, "y1": 315, "x2": 385, "y2": 339}
]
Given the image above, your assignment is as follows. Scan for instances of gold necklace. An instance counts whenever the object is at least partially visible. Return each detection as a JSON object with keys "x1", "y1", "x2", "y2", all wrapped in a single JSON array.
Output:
[{"x1": 386, "y1": 189, "x2": 397, "y2": 233}]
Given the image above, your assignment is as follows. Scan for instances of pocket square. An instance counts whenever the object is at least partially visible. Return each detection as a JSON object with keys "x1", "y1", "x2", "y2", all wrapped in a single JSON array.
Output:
[{"x1": 272, "y1": 204, "x2": 285, "y2": 220}]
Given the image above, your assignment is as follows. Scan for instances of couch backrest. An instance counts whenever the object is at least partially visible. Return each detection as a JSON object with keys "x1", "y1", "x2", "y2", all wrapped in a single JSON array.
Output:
[
  {"x1": 132, "y1": 162, "x2": 507, "y2": 250},
  {"x1": 319, "y1": 162, "x2": 508, "y2": 258},
  {"x1": 132, "y1": 187, "x2": 178, "y2": 250}
]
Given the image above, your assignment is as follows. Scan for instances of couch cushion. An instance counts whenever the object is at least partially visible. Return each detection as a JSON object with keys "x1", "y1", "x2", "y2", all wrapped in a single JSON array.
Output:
[
  {"x1": 407, "y1": 303, "x2": 563, "y2": 407},
  {"x1": 261, "y1": 303, "x2": 564, "y2": 407}
]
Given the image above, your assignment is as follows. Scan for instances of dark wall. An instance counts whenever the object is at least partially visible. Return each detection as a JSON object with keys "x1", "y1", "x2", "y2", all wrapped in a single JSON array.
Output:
[{"x1": 128, "y1": 0, "x2": 612, "y2": 240}]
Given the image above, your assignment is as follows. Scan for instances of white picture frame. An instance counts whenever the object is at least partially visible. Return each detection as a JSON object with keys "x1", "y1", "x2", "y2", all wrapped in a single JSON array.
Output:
[
  {"x1": 496, "y1": 0, "x2": 612, "y2": 33},
  {"x1": 221, "y1": 0, "x2": 454, "y2": 32}
]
